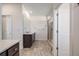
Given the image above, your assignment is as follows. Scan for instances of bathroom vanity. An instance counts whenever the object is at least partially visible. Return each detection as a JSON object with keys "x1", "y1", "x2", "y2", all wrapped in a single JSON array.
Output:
[
  {"x1": 0, "y1": 40, "x2": 20, "y2": 56},
  {"x1": 23, "y1": 32, "x2": 35, "y2": 48}
]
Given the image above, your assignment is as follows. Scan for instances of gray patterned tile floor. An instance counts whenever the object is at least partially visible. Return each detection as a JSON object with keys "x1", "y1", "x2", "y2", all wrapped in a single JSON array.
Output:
[{"x1": 20, "y1": 40, "x2": 53, "y2": 56}]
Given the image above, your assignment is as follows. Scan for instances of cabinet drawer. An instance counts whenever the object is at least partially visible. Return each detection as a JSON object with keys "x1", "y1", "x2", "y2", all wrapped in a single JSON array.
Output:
[
  {"x1": 13, "y1": 51, "x2": 19, "y2": 56},
  {"x1": 0, "y1": 51, "x2": 7, "y2": 56},
  {"x1": 8, "y1": 43, "x2": 19, "y2": 56}
]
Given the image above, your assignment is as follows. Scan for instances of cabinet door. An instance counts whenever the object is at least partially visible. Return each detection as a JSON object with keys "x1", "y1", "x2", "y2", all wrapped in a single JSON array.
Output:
[
  {"x1": 13, "y1": 52, "x2": 19, "y2": 56},
  {"x1": 23, "y1": 35, "x2": 32, "y2": 48},
  {"x1": 8, "y1": 43, "x2": 19, "y2": 56},
  {"x1": 0, "y1": 51, "x2": 7, "y2": 56},
  {"x1": 58, "y1": 3, "x2": 70, "y2": 56}
]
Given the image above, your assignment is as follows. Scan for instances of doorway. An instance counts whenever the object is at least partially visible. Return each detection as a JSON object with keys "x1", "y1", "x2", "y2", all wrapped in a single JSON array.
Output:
[{"x1": 47, "y1": 19, "x2": 53, "y2": 41}]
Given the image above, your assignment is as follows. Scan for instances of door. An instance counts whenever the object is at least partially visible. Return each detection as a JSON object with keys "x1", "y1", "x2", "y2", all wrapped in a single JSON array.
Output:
[
  {"x1": 2, "y1": 15, "x2": 13, "y2": 40},
  {"x1": 53, "y1": 4, "x2": 70, "y2": 56},
  {"x1": 58, "y1": 3, "x2": 70, "y2": 56}
]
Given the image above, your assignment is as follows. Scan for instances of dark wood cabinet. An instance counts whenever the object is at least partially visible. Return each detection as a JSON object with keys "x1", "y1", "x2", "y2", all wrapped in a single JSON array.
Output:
[
  {"x1": 0, "y1": 43, "x2": 19, "y2": 56},
  {"x1": 23, "y1": 33, "x2": 35, "y2": 48},
  {"x1": 13, "y1": 51, "x2": 19, "y2": 56},
  {"x1": 0, "y1": 51, "x2": 7, "y2": 56},
  {"x1": 8, "y1": 43, "x2": 19, "y2": 56}
]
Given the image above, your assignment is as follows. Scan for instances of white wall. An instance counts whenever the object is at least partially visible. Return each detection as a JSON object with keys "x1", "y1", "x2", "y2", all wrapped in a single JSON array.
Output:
[
  {"x1": 70, "y1": 3, "x2": 79, "y2": 56},
  {"x1": 30, "y1": 16, "x2": 47, "y2": 40},
  {"x1": 0, "y1": 4, "x2": 2, "y2": 40},
  {"x1": 2, "y1": 4, "x2": 24, "y2": 49}
]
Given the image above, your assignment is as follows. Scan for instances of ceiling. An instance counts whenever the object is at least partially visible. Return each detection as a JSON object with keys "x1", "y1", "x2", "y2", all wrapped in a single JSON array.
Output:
[{"x1": 22, "y1": 3, "x2": 61, "y2": 16}]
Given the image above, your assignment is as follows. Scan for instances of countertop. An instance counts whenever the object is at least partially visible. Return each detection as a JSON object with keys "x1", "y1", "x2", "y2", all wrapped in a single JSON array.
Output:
[
  {"x1": 0, "y1": 40, "x2": 20, "y2": 54},
  {"x1": 24, "y1": 32, "x2": 35, "y2": 35}
]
